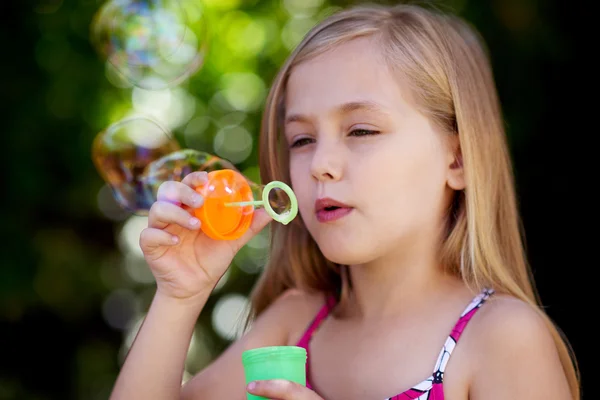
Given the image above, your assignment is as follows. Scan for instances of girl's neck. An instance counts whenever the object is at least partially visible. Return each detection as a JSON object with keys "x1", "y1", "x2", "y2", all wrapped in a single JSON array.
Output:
[{"x1": 341, "y1": 240, "x2": 462, "y2": 321}]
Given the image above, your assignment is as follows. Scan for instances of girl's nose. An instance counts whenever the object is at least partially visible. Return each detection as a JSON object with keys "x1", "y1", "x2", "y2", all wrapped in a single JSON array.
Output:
[{"x1": 310, "y1": 141, "x2": 344, "y2": 182}]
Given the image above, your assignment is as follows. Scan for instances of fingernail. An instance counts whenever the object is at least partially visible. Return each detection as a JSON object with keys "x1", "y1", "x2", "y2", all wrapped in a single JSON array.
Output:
[
  {"x1": 171, "y1": 235, "x2": 179, "y2": 244},
  {"x1": 247, "y1": 382, "x2": 256, "y2": 391},
  {"x1": 191, "y1": 194, "x2": 202, "y2": 205},
  {"x1": 198, "y1": 171, "x2": 209, "y2": 181},
  {"x1": 189, "y1": 217, "x2": 199, "y2": 226}
]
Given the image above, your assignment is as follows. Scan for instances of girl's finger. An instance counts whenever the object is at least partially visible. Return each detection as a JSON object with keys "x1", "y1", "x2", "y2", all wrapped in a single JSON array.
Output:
[
  {"x1": 148, "y1": 201, "x2": 201, "y2": 230},
  {"x1": 156, "y1": 180, "x2": 204, "y2": 208},
  {"x1": 246, "y1": 379, "x2": 322, "y2": 400},
  {"x1": 139, "y1": 227, "x2": 180, "y2": 253},
  {"x1": 181, "y1": 171, "x2": 209, "y2": 188}
]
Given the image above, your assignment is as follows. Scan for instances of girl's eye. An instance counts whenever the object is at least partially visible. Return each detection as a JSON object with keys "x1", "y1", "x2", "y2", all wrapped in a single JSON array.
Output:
[
  {"x1": 290, "y1": 129, "x2": 380, "y2": 148},
  {"x1": 290, "y1": 137, "x2": 314, "y2": 148},
  {"x1": 349, "y1": 129, "x2": 380, "y2": 137}
]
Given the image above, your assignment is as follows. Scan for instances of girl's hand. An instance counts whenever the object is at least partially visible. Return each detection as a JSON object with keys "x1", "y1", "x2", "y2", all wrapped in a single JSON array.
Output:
[
  {"x1": 139, "y1": 171, "x2": 273, "y2": 301},
  {"x1": 246, "y1": 380, "x2": 324, "y2": 400}
]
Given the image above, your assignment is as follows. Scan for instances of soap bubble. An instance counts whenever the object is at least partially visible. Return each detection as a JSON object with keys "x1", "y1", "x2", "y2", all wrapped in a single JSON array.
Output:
[
  {"x1": 91, "y1": 0, "x2": 207, "y2": 89},
  {"x1": 92, "y1": 115, "x2": 180, "y2": 214},
  {"x1": 142, "y1": 148, "x2": 237, "y2": 201},
  {"x1": 266, "y1": 185, "x2": 293, "y2": 216}
]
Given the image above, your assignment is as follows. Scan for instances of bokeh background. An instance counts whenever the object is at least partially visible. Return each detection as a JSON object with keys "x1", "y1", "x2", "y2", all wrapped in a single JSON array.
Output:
[{"x1": 1, "y1": 0, "x2": 589, "y2": 399}]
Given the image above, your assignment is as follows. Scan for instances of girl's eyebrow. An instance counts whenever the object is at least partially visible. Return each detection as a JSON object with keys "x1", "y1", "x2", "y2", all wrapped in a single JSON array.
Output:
[{"x1": 285, "y1": 100, "x2": 391, "y2": 125}]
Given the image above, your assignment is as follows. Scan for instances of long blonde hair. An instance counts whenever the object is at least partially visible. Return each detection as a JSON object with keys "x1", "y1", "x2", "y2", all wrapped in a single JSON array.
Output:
[{"x1": 248, "y1": 3, "x2": 579, "y2": 398}]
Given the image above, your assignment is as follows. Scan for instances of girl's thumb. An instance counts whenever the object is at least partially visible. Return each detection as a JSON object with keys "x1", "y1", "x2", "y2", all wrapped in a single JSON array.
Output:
[{"x1": 231, "y1": 208, "x2": 273, "y2": 251}]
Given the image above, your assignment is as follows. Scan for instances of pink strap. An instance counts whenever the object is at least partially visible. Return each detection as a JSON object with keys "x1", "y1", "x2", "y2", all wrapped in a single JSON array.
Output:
[
  {"x1": 295, "y1": 295, "x2": 336, "y2": 389},
  {"x1": 296, "y1": 295, "x2": 335, "y2": 349}
]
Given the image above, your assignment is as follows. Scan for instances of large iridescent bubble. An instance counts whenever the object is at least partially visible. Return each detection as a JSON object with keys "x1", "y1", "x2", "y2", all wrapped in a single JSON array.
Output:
[{"x1": 91, "y1": 0, "x2": 207, "y2": 89}]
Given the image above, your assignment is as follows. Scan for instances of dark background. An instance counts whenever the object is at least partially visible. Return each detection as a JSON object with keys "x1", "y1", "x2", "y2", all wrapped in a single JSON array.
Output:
[{"x1": 0, "y1": 0, "x2": 590, "y2": 399}]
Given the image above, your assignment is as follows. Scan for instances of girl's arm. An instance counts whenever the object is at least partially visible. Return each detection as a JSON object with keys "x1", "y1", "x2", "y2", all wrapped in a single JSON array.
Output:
[
  {"x1": 109, "y1": 289, "x2": 210, "y2": 399},
  {"x1": 180, "y1": 289, "x2": 324, "y2": 400},
  {"x1": 110, "y1": 286, "x2": 322, "y2": 400}
]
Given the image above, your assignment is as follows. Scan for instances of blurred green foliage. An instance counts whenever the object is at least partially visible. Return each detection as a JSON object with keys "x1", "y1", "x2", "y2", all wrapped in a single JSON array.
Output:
[{"x1": 0, "y1": 0, "x2": 584, "y2": 399}]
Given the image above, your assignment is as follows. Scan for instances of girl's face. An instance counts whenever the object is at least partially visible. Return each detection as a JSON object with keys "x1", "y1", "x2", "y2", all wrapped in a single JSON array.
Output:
[{"x1": 284, "y1": 37, "x2": 464, "y2": 265}]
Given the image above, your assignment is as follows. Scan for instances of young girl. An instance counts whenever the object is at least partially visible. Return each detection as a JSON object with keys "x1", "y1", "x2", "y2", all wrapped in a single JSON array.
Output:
[{"x1": 110, "y1": 4, "x2": 580, "y2": 399}]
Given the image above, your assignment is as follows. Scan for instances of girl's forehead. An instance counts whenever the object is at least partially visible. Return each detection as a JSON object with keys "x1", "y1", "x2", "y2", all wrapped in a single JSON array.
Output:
[
  {"x1": 285, "y1": 40, "x2": 413, "y2": 118},
  {"x1": 288, "y1": 37, "x2": 384, "y2": 85}
]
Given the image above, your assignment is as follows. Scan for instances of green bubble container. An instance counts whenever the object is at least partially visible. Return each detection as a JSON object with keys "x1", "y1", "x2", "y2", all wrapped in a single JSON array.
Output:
[{"x1": 242, "y1": 346, "x2": 307, "y2": 400}]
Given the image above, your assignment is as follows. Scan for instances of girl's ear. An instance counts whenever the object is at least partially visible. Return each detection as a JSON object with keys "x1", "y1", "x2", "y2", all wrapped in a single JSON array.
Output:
[{"x1": 447, "y1": 135, "x2": 465, "y2": 190}]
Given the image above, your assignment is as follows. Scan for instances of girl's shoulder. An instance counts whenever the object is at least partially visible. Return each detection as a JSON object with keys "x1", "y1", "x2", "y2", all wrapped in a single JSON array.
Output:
[
  {"x1": 465, "y1": 293, "x2": 556, "y2": 352},
  {"x1": 460, "y1": 293, "x2": 571, "y2": 397},
  {"x1": 267, "y1": 288, "x2": 328, "y2": 346},
  {"x1": 239, "y1": 289, "x2": 325, "y2": 353}
]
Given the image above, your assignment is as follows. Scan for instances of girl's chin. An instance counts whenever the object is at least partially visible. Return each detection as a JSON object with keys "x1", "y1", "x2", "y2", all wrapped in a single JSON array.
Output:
[{"x1": 317, "y1": 242, "x2": 369, "y2": 266}]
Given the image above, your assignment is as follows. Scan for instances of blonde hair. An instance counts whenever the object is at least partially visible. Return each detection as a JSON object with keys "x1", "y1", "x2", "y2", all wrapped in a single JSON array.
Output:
[{"x1": 248, "y1": 3, "x2": 579, "y2": 398}]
